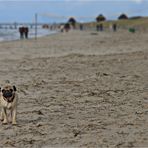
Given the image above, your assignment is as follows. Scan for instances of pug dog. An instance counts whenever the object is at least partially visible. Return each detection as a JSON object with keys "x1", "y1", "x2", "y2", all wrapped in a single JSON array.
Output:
[{"x1": 0, "y1": 82, "x2": 18, "y2": 125}]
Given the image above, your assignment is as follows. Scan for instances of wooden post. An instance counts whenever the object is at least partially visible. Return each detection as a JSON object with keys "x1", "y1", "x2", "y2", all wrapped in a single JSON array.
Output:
[{"x1": 35, "y1": 13, "x2": 38, "y2": 40}]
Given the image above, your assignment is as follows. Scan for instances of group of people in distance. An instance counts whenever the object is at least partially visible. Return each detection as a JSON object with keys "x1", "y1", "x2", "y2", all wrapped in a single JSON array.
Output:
[
  {"x1": 19, "y1": 26, "x2": 29, "y2": 39},
  {"x1": 96, "y1": 23, "x2": 117, "y2": 32},
  {"x1": 96, "y1": 24, "x2": 104, "y2": 31},
  {"x1": 60, "y1": 23, "x2": 71, "y2": 32}
]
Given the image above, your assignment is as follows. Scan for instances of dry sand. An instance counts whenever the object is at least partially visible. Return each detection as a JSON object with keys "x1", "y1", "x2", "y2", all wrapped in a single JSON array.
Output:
[{"x1": 0, "y1": 30, "x2": 148, "y2": 147}]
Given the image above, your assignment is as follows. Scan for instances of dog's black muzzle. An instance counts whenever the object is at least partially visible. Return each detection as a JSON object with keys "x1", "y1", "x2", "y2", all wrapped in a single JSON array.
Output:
[{"x1": 3, "y1": 91, "x2": 13, "y2": 98}]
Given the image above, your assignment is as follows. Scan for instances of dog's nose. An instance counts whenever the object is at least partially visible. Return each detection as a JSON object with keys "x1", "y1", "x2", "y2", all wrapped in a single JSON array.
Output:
[{"x1": 3, "y1": 91, "x2": 13, "y2": 98}]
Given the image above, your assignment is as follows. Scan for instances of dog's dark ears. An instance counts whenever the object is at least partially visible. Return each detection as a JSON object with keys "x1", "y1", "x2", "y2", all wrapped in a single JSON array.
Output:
[{"x1": 13, "y1": 86, "x2": 17, "y2": 91}]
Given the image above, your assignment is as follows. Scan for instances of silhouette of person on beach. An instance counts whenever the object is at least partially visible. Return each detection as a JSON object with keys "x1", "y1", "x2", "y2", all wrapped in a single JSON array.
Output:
[
  {"x1": 113, "y1": 23, "x2": 117, "y2": 32},
  {"x1": 60, "y1": 25, "x2": 64, "y2": 32},
  {"x1": 100, "y1": 23, "x2": 103, "y2": 31},
  {"x1": 19, "y1": 27, "x2": 24, "y2": 39},
  {"x1": 64, "y1": 23, "x2": 70, "y2": 32},
  {"x1": 96, "y1": 24, "x2": 99, "y2": 31},
  {"x1": 80, "y1": 24, "x2": 83, "y2": 31},
  {"x1": 19, "y1": 26, "x2": 29, "y2": 39},
  {"x1": 24, "y1": 27, "x2": 29, "y2": 39}
]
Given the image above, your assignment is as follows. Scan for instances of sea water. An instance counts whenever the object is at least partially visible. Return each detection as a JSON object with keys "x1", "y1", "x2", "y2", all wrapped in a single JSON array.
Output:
[{"x1": 0, "y1": 28, "x2": 56, "y2": 42}]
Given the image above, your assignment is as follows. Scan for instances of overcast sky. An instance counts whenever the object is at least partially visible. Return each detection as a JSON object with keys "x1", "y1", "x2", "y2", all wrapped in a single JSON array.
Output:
[{"x1": 0, "y1": 0, "x2": 147, "y2": 23}]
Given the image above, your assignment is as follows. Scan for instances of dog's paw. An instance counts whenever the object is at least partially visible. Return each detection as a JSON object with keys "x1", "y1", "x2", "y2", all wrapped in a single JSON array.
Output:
[
  {"x1": 0, "y1": 115, "x2": 4, "y2": 121},
  {"x1": 0, "y1": 118, "x2": 4, "y2": 121},
  {"x1": 2, "y1": 121, "x2": 8, "y2": 125},
  {"x1": 12, "y1": 121, "x2": 17, "y2": 125}
]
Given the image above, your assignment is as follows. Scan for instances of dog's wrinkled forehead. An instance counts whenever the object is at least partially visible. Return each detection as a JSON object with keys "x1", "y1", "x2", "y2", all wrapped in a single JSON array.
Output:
[{"x1": 3, "y1": 85, "x2": 13, "y2": 90}]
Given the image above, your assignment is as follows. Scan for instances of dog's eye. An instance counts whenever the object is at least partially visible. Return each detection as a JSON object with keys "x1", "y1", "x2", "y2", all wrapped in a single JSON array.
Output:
[
  {"x1": 10, "y1": 89, "x2": 13, "y2": 92},
  {"x1": 2, "y1": 89, "x2": 5, "y2": 93}
]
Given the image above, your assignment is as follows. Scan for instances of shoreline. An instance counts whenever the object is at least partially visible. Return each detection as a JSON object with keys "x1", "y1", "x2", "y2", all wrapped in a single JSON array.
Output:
[{"x1": 0, "y1": 28, "x2": 57, "y2": 43}]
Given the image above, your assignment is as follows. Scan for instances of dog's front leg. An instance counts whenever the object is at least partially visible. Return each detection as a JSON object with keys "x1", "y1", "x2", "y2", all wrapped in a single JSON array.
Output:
[
  {"x1": 2, "y1": 107, "x2": 8, "y2": 124},
  {"x1": 12, "y1": 107, "x2": 17, "y2": 125},
  {"x1": 0, "y1": 108, "x2": 4, "y2": 121}
]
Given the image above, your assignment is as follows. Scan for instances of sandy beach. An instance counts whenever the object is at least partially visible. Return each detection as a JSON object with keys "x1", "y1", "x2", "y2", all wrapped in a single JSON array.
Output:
[{"x1": 0, "y1": 30, "x2": 148, "y2": 147}]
